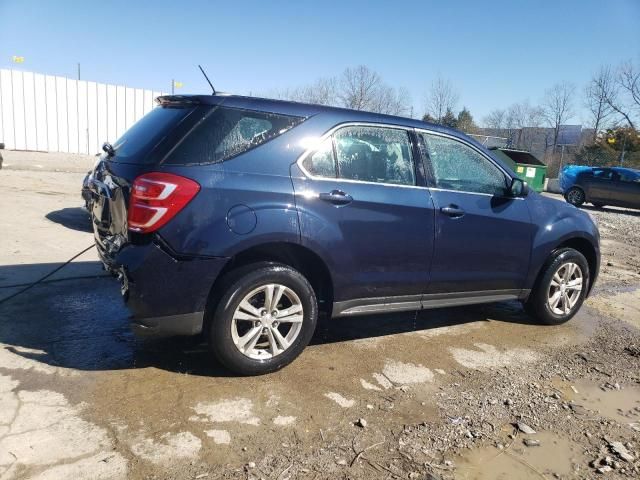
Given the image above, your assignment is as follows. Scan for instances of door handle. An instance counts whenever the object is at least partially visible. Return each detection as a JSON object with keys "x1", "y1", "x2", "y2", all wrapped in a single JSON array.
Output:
[
  {"x1": 440, "y1": 205, "x2": 465, "y2": 218},
  {"x1": 319, "y1": 190, "x2": 353, "y2": 205}
]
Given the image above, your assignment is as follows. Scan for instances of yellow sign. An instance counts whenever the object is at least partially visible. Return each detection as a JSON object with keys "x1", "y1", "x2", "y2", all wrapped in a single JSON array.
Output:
[
  {"x1": 607, "y1": 137, "x2": 616, "y2": 144},
  {"x1": 173, "y1": 81, "x2": 183, "y2": 88},
  {"x1": 12, "y1": 56, "x2": 25, "y2": 64}
]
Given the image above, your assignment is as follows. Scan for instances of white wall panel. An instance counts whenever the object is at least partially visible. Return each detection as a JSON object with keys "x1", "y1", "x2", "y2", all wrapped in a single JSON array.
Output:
[
  {"x1": 134, "y1": 89, "x2": 144, "y2": 119},
  {"x1": 22, "y1": 72, "x2": 38, "y2": 150},
  {"x1": 96, "y1": 82, "x2": 107, "y2": 150},
  {"x1": 86, "y1": 81, "x2": 99, "y2": 154},
  {"x1": 143, "y1": 90, "x2": 153, "y2": 115},
  {"x1": 125, "y1": 88, "x2": 135, "y2": 130},
  {"x1": 106, "y1": 84, "x2": 117, "y2": 143},
  {"x1": 1, "y1": 70, "x2": 15, "y2": 149},
  {"x1": 0, "y1": 69, "x2": 166, "y2": 153},
  {"x1": 77, "y1": 80, "x2": 89, "y2": 154},
  {"x1": 12, "y1": 71, "x2": 27, "y2": 150},
  {"x1": 44, "y1": 75, "x2": 58, "y2": 152},
  {"x1": 67, "y1": 79, "x2": 80, "y2": 154},
  {"x1": 115, "y1": 85, "x2": 126, "y2": 139},
  {"x1": 34, "y1": 74, "x2": 48, "y2": 151},
  {"x1": 56, "y1": 76, "x2": 69, "y2": 152}
]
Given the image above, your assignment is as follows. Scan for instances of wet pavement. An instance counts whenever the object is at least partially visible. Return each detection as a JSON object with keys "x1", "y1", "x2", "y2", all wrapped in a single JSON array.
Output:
[{"x1": 1, "y1": 158, "x2": 639, "y2": 479}]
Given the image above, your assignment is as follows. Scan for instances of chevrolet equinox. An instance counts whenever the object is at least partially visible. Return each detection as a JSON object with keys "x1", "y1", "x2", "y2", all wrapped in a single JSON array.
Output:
[{"x1": 88, "y1": 94, "x2": 600, "y2": 375}]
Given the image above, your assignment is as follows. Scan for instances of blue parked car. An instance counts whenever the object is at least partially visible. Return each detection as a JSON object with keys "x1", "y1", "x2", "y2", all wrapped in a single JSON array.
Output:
[
  {"x1": 88, "y1": 94, "x2": 600, "y2": 374},
  {"x1": 561, "y1": 165, "x2": 640, "y2": 210}
]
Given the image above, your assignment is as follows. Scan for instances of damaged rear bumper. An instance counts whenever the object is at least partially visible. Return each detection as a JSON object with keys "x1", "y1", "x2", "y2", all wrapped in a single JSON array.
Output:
[{"x1": 98, "y1": 239, "x2": 228, "y2": 337}]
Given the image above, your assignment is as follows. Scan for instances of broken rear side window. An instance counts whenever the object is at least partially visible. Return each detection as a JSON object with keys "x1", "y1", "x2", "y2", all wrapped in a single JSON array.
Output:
[{"x1": 164, "y1": 107, "x2": 303, "y2": 165}]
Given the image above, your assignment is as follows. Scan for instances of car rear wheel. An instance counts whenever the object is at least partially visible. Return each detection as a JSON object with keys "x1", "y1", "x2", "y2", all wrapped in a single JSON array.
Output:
[
  {"x1": 208, "y1": 262, "x2": 317, "y2": 375},
  {"x1": 565, "y1": 187, "x2": 585, "y2": 207},
  {"x1": 525, "y1": 248, "x2": 589, "y2": 325}
]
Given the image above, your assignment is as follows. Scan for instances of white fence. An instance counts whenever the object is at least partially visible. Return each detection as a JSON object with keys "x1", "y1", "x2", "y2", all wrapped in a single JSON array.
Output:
[{"x1": 0, "y1": 69, "x2": 165, "y2": 154}]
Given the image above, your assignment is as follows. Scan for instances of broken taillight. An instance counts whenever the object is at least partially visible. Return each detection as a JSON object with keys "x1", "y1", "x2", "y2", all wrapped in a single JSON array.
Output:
[{"x1": 128, "y1": 172, "x2": 200, "y2": 233}]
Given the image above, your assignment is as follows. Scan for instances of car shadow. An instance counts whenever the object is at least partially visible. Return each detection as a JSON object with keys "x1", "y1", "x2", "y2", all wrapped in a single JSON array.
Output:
[
  {"x1": 45, "y1": 207, "x2": 93, "y2": 233},
  {"x1": 0, "y1": 262, "x2": 536, "y2": 378}
]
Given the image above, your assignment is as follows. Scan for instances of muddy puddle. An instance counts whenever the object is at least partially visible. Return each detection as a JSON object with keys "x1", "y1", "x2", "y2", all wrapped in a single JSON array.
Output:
[
  {"x1": 455, "y1": 431, "x2": 584, "y2": 479},
  {"x1": 586, "y1": 287, "x2": 640, "y2": 330},
  {"x1": 553, "y1": 378, "x2": 640, "y2": 426}
]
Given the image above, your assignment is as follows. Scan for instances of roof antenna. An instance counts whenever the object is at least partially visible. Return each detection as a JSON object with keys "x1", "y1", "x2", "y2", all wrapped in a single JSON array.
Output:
[{"x1": 198, "y1": 64, "x2": 216, "y2": 95}]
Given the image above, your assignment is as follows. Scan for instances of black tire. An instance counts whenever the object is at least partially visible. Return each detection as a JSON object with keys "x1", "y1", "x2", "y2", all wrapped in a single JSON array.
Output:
[
  {"x1": 525, "y1": 248, "x2": 589, "y2": 325},
  {"x1": 565, "y1": 187, "x2": 585, "y2": 207},
  {"x1": 208, "y1": 262, "x2": 318, "y2": 375}
]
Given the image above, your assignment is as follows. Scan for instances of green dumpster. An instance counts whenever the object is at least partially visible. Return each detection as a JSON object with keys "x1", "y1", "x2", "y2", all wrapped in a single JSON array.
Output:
[{"x1": 489, "y1": 148, "x2": 547, "y2": 192}]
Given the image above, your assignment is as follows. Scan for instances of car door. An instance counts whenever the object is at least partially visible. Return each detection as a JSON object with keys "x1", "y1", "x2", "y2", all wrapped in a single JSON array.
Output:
[
  {"x1": 291, "y1": 124, "x2": 435, "y2": 307},
  {"x1": 587, "y1": 168, "x2": 615, "y2": 203},
  {"x1": 417, "y1": 131, "x2": 534, "y2": 294},
  {"x1": 614, "y1": 170, "x2": 640, "y2": 208}
]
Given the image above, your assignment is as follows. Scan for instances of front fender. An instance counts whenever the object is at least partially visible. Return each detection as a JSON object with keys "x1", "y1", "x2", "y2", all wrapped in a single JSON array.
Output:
[{"x1": 525, "y1": 194, "x2": 600, "y2": 291}]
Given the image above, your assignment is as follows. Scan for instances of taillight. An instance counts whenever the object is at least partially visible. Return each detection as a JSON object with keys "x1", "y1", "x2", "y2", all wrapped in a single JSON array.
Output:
[{"x1": 128, "y1": 172, "x2": 200, "y2": 233}]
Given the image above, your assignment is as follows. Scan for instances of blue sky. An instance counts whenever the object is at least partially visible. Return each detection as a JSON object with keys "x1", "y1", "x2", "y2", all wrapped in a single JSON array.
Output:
[{"x1": 1, "y1": 0, "x2": 639, "y2": 124}]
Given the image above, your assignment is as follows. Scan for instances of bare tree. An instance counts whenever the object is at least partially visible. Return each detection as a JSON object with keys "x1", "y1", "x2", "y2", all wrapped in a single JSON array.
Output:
[
  {"x1": 372, "y1": 85, "x2": 412, "y2": 116},
  {"x1": 336, "y1": 66, "x2": 412, "y2": 115},
  {"x1": 615, "y1": 60, "x2": 640, "y2": 128},
  {"x1": 295, "y1": 77, "x2": 338, "y2": 105},
  {"x1": 507, "y1": 100, "x2": 544, "y2": 129},
  {"x1": 584, "y1": 66, "x2": 615, "y2": 142},
  {"x1": 271, "y1": 66, "x2": 411, "y2": 116},
  {"x1": 270, "y1": 77, "x2": 337, "y2": 106},
  {"x1": 483, "y1": 109, "x2": 506, "y2": 129},
  {"x1": 542, "y1": 82, "x2": 575, "y2": 152},
  {"x1": 424, "y1": 77, "x2": 459, "y2": 123},
  {"x1": 588, "y1": 62, "x2": 638, "y2": 130},
  {"x1": 619, "y1": 61, "x2": 640, "y2": 108},
  {"x1": 337, "y1": 65, "x2": 383, "y2": 111}
]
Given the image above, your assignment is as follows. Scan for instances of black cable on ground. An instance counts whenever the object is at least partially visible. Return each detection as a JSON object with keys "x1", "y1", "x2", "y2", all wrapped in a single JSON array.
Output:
[{"x1": 0, "y1": 244, "x2": 96, "y2": 305}]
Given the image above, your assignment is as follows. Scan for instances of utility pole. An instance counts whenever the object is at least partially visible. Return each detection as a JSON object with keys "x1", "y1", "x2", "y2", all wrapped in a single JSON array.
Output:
[
  {"x1": 77, "y1": 63, "x2": 81, "y2": 80},
  {"x1": 620, "y1": 132, "x2": 627, "y2": 166},
  {"x1": 171, "y1": 79, "x2": 174, "y2": 95}
]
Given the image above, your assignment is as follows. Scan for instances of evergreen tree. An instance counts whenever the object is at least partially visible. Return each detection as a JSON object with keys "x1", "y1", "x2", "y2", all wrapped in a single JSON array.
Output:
[
  {"x1": 456, "y1": 107, "x2": 478, "y2": 133},
  {"x1": 422, "y1": 113, "x2": 437, "y2": 123},
  {"x1": 441, "y1": 108, "x2": 458, "y2": 128}
]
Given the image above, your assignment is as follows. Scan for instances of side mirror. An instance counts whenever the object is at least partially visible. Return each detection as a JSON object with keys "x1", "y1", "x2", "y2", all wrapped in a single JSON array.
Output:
[{"x1": 509, "y1": 177, "x2": 529, "y2": 197}]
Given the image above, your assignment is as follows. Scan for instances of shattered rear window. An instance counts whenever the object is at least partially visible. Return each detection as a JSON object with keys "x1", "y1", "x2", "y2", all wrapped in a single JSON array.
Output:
[{"x1": 163, "y1": 106, "x2": 303, "y2": 165}]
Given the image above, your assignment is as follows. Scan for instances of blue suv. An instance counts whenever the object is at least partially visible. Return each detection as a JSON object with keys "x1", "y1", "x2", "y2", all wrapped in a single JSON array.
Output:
[{"x1": 89, "y1": 94, "x2": 600, "y2": 375}]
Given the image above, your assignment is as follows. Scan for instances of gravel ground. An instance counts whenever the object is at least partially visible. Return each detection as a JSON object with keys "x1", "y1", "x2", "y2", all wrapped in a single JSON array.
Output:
[{"x1": 0, "y1": 155, "x2": 638, "y2": 479}]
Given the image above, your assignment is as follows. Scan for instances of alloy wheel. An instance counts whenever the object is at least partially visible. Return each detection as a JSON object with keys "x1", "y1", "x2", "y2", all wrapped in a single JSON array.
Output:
[
  {"x1": 231, "y1": 284, "x2": 304, "y2": 360},
  {"x1": 547, "y1": 262, "x2": 583, "y2": 315},
  {"x1": 567, "y1": 188, "x2": 584, "y2": 206}
]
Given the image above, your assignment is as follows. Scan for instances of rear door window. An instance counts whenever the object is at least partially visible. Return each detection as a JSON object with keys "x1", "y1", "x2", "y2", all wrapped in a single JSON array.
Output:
[
  {"x1": 592, "y1": 169, "x2": 613, "y2": 180},
  {"x1": 302, "y1": 138, "x2": 337, "y2": 177},
  {"x1": 164, "y1": 107, "x2": 303, "y2": 165},
  {"x1": 333, "y1": 126, "x2": 416, "y2": 186}
]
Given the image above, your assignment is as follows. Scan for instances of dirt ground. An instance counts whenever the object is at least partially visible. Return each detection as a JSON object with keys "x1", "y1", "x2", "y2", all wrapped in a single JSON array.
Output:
[{"x1": 0, "y1": 150, "x2": 638, "y2": 480}]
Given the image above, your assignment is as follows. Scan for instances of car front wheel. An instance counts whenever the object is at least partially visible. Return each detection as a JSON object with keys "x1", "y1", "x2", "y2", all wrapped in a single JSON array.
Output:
[
  {"x1": 525, "y1": 248, "x2": 589, "y2": 325},
  {"x1": 208, "y1": 262, "x2": 318, "y2": 375}
]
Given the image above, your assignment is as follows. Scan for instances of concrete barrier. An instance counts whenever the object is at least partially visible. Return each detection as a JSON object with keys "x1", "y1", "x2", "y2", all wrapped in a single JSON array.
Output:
[{"x1": 545, "y1": 177, "x2": 563, "y2": 194}]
